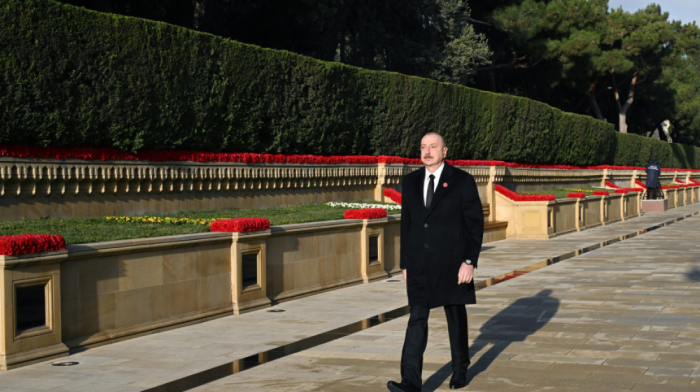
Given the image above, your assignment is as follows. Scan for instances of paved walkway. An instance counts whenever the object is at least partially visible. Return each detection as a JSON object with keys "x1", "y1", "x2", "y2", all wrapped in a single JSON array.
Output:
[
  {"x1": 0, "y1": 204, "x2": 699, "y2": 391},
  {"x1": 198, "y1": 211, "x2": 700, "y2": 391}
]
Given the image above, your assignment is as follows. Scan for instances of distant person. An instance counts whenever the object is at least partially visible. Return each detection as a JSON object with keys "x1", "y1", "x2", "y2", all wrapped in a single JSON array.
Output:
[
  {"x1": 645, "y1": 159, "x2": 661, "y2": 199},
  {"x1": 387, "y1": 133, "x2": 484, "y2": 392}
]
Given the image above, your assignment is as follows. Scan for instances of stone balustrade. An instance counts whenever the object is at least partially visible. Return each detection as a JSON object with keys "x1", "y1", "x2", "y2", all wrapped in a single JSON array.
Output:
[{"x1": 1, "y1": 157, "x2": 697, "y2": 222}]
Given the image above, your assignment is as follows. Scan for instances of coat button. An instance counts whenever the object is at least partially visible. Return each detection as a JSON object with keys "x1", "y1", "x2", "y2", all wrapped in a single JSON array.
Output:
[
  {"x1": 424, "y1": 223, "x2": 428, "y2": 228},
  {"x1": 424, "y1": 244, "x2": 429, "y2": 248}
]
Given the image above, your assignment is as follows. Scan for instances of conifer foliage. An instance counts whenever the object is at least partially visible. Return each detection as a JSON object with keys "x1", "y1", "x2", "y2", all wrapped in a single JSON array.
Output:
[{"x1": 2, "y1": 0, "x2": 700, "y2": 168}]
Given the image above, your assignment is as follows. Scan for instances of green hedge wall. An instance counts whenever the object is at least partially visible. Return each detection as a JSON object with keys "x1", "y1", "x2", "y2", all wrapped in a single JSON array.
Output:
[{"x1": 2, "y1": 0, "x2": 700, "y2": 168}]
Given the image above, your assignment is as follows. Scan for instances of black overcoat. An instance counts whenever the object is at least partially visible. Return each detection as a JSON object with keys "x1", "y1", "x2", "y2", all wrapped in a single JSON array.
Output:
[{"x1": 400, "y1": 162, "x2": 484, "y2": 308}]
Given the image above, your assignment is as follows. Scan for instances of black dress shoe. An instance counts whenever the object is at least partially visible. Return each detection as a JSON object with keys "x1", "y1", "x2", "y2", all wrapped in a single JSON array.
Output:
[
  {"x1": 387, "y1": 380, "x2": 421, "y2": 392},
  {"x1": 449, "y1": 372, "x2": 468, "y2": 389}
]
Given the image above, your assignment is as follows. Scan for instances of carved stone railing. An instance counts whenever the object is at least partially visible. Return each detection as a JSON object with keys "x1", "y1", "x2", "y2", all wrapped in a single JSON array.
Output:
[
  {"x1": 0, "y1": 158, "x2": 378, "y2": 197},
  {"x1": 1, "y1": 156, "x2": 697, "y2": 222}
]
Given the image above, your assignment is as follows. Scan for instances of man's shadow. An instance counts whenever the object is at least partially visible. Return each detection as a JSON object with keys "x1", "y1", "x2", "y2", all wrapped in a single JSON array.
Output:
[
  {"x1": 423, "y1": 290, "x2": 559, "y2": 391},
  {"x1": 685, "y1": 267, "x2": 700, "y2": 282}
]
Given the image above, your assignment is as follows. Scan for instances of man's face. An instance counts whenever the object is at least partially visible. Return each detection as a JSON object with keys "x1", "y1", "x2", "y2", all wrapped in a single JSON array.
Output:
[{"x1": 421, "y1": 134, "x2": 447, "y2": 167}]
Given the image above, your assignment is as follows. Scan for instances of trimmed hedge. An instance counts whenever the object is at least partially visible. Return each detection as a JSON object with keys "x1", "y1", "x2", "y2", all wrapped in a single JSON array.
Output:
[
  {"x1": 613, "y1": 133, "x2": 700, "y2": 169},
  {"x1": 1, "y1": 0, "x2": 700, "y2": 168}
]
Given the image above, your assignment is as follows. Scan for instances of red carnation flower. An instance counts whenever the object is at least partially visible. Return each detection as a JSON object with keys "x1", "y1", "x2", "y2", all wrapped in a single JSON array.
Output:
[
  {"x1": 343, "y1": 209, "x2": 387, "y2": 220},
  {"x1": 383, "y1": 188, "x2": 402, "y2": 205},
  {"x1": 567, "y1": 192, "x2": 586, "y2": 198},
  {"x1": 605, "y1": 181, "x2": 620, "y2": 189},
  {"x1": 592, "y1": 190, "x2": 610, "y2": 196},
  {"x1": 210, "y1": 218, "x2": 270, "y2": 233},
  {"x1": 0, "y1": 234, "x2": 66, "y2": 256},
  {"x1": 495, "y1": 185, "x2": 555, "y2": 201}
]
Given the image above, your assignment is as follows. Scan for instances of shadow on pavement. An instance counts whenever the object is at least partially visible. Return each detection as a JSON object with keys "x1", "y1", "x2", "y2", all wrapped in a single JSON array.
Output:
[
  {"x1": 423, "y1": 290, "x2": 560, "y2": 392},
  {"x1": 685, "y1": 267, "x2": 700, "y2": 282}
]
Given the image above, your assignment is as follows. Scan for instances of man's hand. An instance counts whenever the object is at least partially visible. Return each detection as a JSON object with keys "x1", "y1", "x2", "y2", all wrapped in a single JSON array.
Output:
[
  {"x1": 458, "y1": 263, "x2": 474, "y2": 284},
  {"x1": 402, "y1": 269, "x2": 407, "y2": 282}
]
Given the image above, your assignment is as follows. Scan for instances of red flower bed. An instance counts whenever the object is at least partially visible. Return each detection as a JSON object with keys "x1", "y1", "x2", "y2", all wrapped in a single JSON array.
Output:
[
  {"x1": 675, "y1": 179, "x2": 686, "y2": 184},
  {"x1": 383, "y1": 188, "x2": 402, "y2": 205},
  {"x1": 690, "y1": 178, "x2": 700, "y2": 185},
  {"x1": 495, "y1": 185, "x2": 555, "y2": 201},
  {"x1": 343, "y1": 208, "x2": 387, "y2": 219},
  {"x1": 567, "y1": 192, "x2": 586, "y2": 198},
  {"x1": 3, "y1": 144, "x2": 700, "y2": 172},
  {"x1": 605, "y1": 181, "x2": 620, "y2": 189},
  {"x1": 592, "y1": 190, "x2": 610, "y2": 196},
  {"x1": 0, "y1": 145, "x2": 379, "y2": 165},
  {"x1": 449, "y1": 159, "x2": 506, "y2": 167},
  {"x1": 622, "y1": 187, "x2": 644, "y2": 192},
  {"x1": 614, "y1": 189, "x2": 628, "y2": 194},
  {"x1": 378, "y1": 156, "x2": 423, "y2": 165},
  {"x1": 634, "y1": 180, "x2": 647, "y2": 189},
  {"x1": 0, "y1": 234, "x2": 66, "y2": 256},
  {"x1": 210, "y1": 218, "x2": 270, "y2": 233}
]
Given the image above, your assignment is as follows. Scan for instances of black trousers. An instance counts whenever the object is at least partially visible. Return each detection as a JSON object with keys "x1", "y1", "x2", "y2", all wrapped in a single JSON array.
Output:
[{"x1": 400, "y1": 304, "x2": 470, "y2": 389}]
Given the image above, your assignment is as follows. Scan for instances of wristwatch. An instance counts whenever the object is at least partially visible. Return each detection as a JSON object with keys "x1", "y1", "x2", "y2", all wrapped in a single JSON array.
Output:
[{"x1": 464, "y1": 259, "x2": 472, "y2": 265}]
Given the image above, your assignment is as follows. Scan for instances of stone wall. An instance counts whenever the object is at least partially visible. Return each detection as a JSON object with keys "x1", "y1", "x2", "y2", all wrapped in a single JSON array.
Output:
[
  {"x1": 494, "y1": 192, "x2": 657, "y2": 240},
  {"x1": 0, "y1": 213, "x2": 510, "y2": 370}
]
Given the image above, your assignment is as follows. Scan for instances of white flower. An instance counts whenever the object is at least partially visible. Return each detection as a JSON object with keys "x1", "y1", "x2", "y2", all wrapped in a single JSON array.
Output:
[{"x1": 325, "y1": 202, "x2": 401, "y2": 210}]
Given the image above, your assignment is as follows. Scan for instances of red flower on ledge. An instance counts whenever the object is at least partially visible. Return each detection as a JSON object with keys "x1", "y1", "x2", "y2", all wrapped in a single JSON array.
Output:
[
  {"x1": 614, "y1": 189, "x2": 628, "y2": 194},
  {"x1": 567, "y1": 192, "x2": 586, "y2": 198},
  {"x1": 495, "y1": 185, "x2": 555, "y2": 201},
  {"x1": 592, "y1": 190, "x2": 610, "y2": 196},
  {"x1": 0, "y1": 234, "x2": 66, "y2": 256},
  {"x1": 634, "y1": 180, "x2": 647, "y2": 189},
  {"x1": 210, "y1": 218, "x2": 270, "y2": 233},
  {"x1": 344, "y1": 209, "x2": 387, "y2": 220},
  {"x1": 605, "y1": 181, "x2": 620, "y2": 189},
  {"x1": 383, "y1": 188, "x2": 402, "y2": 205}
]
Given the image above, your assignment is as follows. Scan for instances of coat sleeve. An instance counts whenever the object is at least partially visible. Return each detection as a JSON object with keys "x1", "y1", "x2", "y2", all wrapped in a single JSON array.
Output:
[
  {"x1": 399, "y1": 176, "x2": 412, "y2": 270},
  {"x1": 461, "y1": 174, "x2": 484, "y2": 268}
]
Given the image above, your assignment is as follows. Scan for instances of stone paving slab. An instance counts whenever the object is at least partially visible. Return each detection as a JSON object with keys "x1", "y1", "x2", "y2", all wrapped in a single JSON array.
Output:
[
  {"x1": 0, "y1": 204, "x2": 699, "y2": 391},
  {"x1": 196, "y1": 214, "x2": 700, "y2": 391}
]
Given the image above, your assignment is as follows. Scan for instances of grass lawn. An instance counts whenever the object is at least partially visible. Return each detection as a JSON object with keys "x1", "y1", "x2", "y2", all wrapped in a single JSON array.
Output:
[
  {"x1": 0, "y1": 201, "x2": 398, "y2": 245},
  {"x1": 517, "y1": 187, "x2": 612, "y2": 200}
]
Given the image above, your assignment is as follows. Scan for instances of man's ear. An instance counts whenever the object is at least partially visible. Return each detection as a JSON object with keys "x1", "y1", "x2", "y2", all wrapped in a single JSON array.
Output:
[{"x1": 443, "y1": 147, "x2": 448, "y2": 158}]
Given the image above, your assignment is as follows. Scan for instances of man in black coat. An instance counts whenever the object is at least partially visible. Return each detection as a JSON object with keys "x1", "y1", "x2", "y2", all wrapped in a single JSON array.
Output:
[{"x1": 387, "y1": 133, "x2": 484, "y2": 392}]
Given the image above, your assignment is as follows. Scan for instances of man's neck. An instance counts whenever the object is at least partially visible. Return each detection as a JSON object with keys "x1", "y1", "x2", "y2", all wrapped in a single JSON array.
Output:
[{"x1": 425, "y1": 161, "x2": 444, "y2": 174}]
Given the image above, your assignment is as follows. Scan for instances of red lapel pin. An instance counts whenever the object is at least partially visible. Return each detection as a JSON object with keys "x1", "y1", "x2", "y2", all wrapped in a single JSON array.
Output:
[{"x1": 443, "y1": 183, "x2": 448, "y2": 187}]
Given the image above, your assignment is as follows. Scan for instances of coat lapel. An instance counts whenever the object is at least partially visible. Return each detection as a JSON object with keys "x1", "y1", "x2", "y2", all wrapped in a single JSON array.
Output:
[
  {"x1": 414, "y1": 167, "x2": 427, "y2": 213},
  {"x1": 425, "y1": 162, "x2": 454, "y2": 216}
]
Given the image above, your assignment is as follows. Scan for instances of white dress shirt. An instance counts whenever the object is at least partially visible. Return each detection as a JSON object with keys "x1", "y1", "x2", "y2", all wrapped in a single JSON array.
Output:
[{"x1": 423, "y1": 162, "x2": 445, "y2": 205}]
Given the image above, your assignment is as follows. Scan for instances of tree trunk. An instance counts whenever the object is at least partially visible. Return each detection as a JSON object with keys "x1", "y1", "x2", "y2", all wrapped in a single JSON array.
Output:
[
  {"x1": 611, "y1": 68, "x2": 643, "y2": 134},
  {"x1": 588, "y1": 93, "x2": 604, "y2": 121},
  {"x1": 488, "y1": 70, "x2": 497, "y2": 92},
  {"x1": 587, "y1": 78, "x2": 604, "y2": 121}
]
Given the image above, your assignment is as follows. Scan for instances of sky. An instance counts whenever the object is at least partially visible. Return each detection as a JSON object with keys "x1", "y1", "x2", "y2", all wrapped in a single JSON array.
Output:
[{"x1": 607, "y1": 1, "x2": 699, "y2": 25}]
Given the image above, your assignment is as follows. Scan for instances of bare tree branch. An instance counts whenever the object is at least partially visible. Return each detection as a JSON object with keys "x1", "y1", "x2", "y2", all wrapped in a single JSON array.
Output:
[{"x1": 465, "y1": 17, "x2": 491, "y2": 27}]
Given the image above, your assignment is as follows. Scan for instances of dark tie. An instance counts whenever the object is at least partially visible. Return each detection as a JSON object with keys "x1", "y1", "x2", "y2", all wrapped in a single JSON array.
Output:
[{"x1": 426, "y1": 174, "x2": 435, "y2": 208}]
